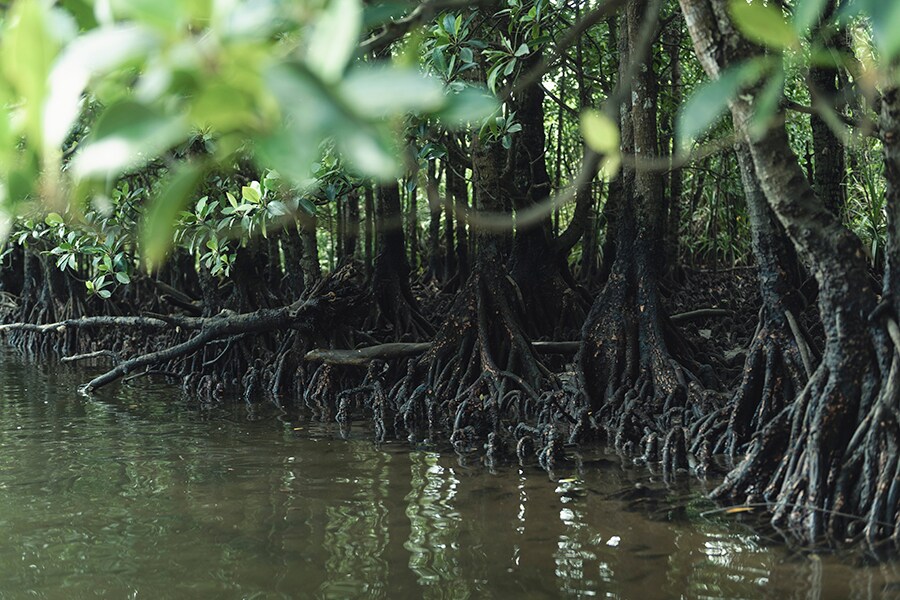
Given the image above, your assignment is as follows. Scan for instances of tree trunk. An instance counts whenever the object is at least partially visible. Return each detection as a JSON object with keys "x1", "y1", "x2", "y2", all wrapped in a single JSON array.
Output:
[
  {"x1": 509, "y1": 52, "x2": 589, "y2": 338},
  {"x1": 371, "y1": 181, "x2": 432, "y2": 339},
  {"x1": 575, "y1": 0, "x2": 702, "y2": 474},
  {"x1": 681, "y1": 0, "x2": 894, "y2": 547},
  {"x1": 809, "y1": 0, "x2": 846, "y2": 218}
]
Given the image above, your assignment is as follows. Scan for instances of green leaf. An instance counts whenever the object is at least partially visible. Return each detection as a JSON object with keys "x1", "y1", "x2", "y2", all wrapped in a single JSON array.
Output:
[
  {"x1": 258, "y1": 63, "x2": 340, "y2": 187},
  {"x1": 108, "y1": 0, "x2": 194, "y2": 30},
  {"x1": 242, "y1": 184, "x2": 262, "y2": 204},
  {"x1": 307, "y1": 0, "x2": 362, "y2": 83},
  {"x1": 72, "y1": 100, "x2": 188, "y2": 179},
  {"x1": 115, "y1": 271, "x2": 131, "y2": 284},
  {"x1": 677, "y1": 58, "x2": 770, "y2": 145},
  {"x1": 45, "y1": 212, "x2": 64, "y2": 227},
  {"x1": 729, "y1": 0, "x2": 798, "y2": 50},
  {"x1": 580, "y1": 109, "x2": 619, "y2": 155},
  {"x1": 141, "y1": 163, "x2": 205, "y2": 271},
  {"x1": 298, "y1": 197, "x2": 317, "y2": 216},
  {"x1": 792, "y1": 0, "x2": 829, "y2": 33},
  {"x1": 514, "y1": 43, "x2": 529, "y2": 57}
]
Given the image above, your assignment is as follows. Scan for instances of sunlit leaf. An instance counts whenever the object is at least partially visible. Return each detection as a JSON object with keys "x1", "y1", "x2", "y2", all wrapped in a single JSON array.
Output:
[
  {"x1": 241, "y1": 184, "x2": 261, "y2": 204},
  {"x1": 580, "y1": 109, "x2": 619, "y2": 155},
  {"x1": 729, "y1": 0, "x2": 798, "y2": 50},
  {"x1": 142, "y1": 162, "x2": 204, "y2": 271},
  {"x1": 72, "y1": 100, "x2": 189, "y2": 179},
  {"x1": 45, "y1": 212, "x2": 65, "y2": 226}
]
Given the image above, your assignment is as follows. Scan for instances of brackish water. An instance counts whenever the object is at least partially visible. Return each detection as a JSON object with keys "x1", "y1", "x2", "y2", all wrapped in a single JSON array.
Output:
[{"x1": 1, "y1": 348, "x2": 899, "y2": 599}]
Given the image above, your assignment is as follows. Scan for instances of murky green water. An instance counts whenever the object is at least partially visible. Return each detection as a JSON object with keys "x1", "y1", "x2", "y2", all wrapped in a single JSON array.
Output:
[{"x1": 1, "y1": 349, "x2": 899, "y2": 599}]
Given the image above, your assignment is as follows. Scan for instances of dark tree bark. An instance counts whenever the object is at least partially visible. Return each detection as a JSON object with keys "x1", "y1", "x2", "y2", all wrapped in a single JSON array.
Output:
[
  {"x1": 425, "y1": 160, "x2": 444, "y2": 283},
  {"x1": 665, "y1": 18, "x2": 684, "y2": 267},
  {"x1": 447, "y1": 153, "x2": 470, "y2": 282},
  {"x1": 364, "y1": 184, "x2": 375, "y2": 280},
  {"x1": 442, "y1": 161, "x2": 457, "y2": 282},
  {"x1": 808, "y1": 0, "x2": 846, "y2": 218},
  {"x1": 342, "y1": 189, "x2": 360, "y2": 265},
  {"x1": 691, "y1": 143, "x2": 809, "y2": 466},
  {"x1": 508, "y1": 52, "x2": 590, "y2": 339},
  {"x1": 370, "y1": 181, "x2": 432, "y2": 339},
  {"x1": 378, "y1": 130, "x2": 562, "y2": 468}
]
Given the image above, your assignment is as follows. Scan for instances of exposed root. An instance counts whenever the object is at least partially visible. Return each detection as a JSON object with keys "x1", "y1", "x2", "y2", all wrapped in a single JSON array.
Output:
[
  {"x1": 575, "y1": 242, "x2": 706, "y2": 469},
  {"x1": 353, "y1": 257, "x2": 561, "y2": 461},
  {"x1": 690, "y1": 311, "x2": 809, "y2": 464},
  {"x1": 712, "y1": 317, "x2": 900, "y2": 550}
]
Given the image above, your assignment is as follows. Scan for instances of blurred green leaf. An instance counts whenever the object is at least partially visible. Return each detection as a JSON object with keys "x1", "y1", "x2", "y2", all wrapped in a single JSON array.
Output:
[
  {"x1": 677, "y1": 58, "x2": 770, "y2": 145},
  {"x1": 867, "y1": 1, "x2": 900, "y2": 60},
  {"x1": 308, "y1": 0, "x2": 362, "y2": 83},
  {"x1": 748, "y1": 65, "x2": 784, "y2": 138},
  {"x1": 436, "y1": 87, "x2": 498, "y2": 126},
  {"x1": 72, "y1": 100, "x2": 188, "y2": 179},
  {"x1": 792, "y1": 0, "x2": 829, "y2": 33},
  {"x1": 580, "y1": 109, "x2": 621, "y2": 178},
  {"x1": 2, "y1": 0, "x2": 60, "y2": 147},
  {"x1": 142, "y1": 162, "x2": 204, "y2": 271},
  {"x1": 339, "y1": 67, "x2": 446, "y2": 118},
  {"x1": 337, "y1": 126, "x2": 399, "y2": 179},
  {"x1": 45, "y1": 24, "x2": 158, "y2": 149},
  {"x1": 729, "y1": 0, "x2": 798, "y2": 50}
]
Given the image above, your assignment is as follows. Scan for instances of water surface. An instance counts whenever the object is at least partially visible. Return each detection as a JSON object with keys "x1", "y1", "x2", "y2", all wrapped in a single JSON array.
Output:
[{"x1": 0, "y1": 348, "x2": 898, "y2": 599}]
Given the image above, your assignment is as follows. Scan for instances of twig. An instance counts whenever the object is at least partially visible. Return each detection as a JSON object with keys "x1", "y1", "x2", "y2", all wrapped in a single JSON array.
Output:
[{"x1": 669, "y1": 308, "x2": 731, "y2": 324}]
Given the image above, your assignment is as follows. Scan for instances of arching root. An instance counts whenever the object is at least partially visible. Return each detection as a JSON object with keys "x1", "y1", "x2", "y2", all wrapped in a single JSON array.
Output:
[{"x1": 690, "y1": 311, "x2": 809, "y2": 470}]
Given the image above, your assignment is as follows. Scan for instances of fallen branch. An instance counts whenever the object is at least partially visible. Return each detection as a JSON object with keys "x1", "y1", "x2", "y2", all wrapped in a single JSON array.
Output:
[
  {"x1": 79, "y1": 298, "x2": 320, "y2": 394},
  {"x1": 305, "y1": 342, "x2": 431, "y2": 366},
  {"x1": 61, "y1": 350, "x2": 120, "y2": 364},
  {"x1": 304, "y1": 340, "x2": 580, "y2": 366},
  {"x1": 0, "y1": 315, "x2": 174, "y2": 334}
]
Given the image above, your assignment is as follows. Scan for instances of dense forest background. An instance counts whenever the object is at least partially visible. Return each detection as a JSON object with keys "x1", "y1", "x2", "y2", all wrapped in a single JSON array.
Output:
[{"x1": 0, "y1": 0, "x2": 899, "y2": 554}]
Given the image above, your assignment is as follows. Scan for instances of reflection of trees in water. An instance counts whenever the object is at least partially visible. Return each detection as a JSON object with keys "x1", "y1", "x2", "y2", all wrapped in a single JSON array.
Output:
[
  {"x1": 555, "y1": 502, "x2": 599, "y2": 594},
  {"x1": 404, "y1": 451, "x2": 472, "y2": 599},
  {"x1": 316, "y1": 443, "x2": 392, "y2": 600}
]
